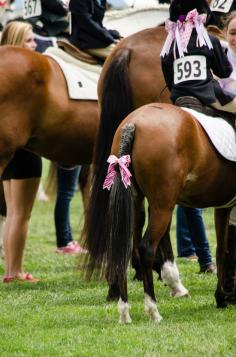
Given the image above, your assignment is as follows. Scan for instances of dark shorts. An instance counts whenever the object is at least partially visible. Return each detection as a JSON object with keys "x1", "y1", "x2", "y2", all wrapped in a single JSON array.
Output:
[{"x1": 2, "y1": 149, "x2": 42, "y2": 180}]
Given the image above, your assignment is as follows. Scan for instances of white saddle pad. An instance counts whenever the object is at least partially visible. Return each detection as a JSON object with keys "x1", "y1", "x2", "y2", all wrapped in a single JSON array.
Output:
[
  {"x1": 44, "y1": 50, "x2": 101, "y2": 100},
  {"x1": 182, "y1": 107, "x2": 236, "y2": 162}
]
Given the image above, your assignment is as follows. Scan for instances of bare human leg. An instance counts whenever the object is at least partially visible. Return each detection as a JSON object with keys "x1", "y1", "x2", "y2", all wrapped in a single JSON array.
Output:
[{"x1": 3, "y1": 177, "x2": 40, "y2": 281}]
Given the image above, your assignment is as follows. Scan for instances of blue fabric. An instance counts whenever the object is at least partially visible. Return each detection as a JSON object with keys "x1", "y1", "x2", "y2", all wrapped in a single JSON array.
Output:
[
  {"x1": 176, "y1": 205, "x2": 212, "y2": 268},
  {"x1": 35, "y1": 37, "x2": 55, "y2": 53},
  {"x1": 54, "y1": 165, "x2": 81, "y2": 248}
]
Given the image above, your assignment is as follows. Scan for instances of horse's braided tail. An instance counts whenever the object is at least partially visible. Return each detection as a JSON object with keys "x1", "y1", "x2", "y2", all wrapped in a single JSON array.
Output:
[
  {"x1": 83, "y1": 123, "x2": 136, "y2": 281},
  {"x1": 106, "y1": 123, "x2": 136, "y2": 282}
]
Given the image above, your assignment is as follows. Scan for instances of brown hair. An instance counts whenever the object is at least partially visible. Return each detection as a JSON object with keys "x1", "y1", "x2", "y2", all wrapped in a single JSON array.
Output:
[
  {"x1": 224, "y1": 11, "x2": 236, "y2": 30},
  {"x1": 0, "y1": 21, "x2": 33, "y2": 46}
]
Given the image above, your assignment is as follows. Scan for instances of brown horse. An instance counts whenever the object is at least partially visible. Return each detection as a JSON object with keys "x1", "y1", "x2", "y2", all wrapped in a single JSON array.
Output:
[
  {"x1": 0, "y1": 40, "x2": 189, "y2": 298},
  {"x1": 84, "y1": 103, "x2": 236, "y2": 323},
  {"x1": 0, "y1": 45, "x2": 98, "y2": 173},
  {"x1": 0, "y1": 23, "x2": 230, "y2": 303},
  {"x1": 82, "y1": 23, "x2": 236, "y2": 313}
]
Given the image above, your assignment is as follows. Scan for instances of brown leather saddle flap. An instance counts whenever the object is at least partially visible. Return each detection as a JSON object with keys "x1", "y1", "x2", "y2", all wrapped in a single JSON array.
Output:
[{"x1": 57, "y1": 39, "x2": 98, "y2": 65}]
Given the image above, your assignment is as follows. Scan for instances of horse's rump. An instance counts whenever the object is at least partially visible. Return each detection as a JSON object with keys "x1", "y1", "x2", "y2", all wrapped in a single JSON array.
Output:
[{"x1": 112, "y1": 104, "x2": 236, "y2": 208}]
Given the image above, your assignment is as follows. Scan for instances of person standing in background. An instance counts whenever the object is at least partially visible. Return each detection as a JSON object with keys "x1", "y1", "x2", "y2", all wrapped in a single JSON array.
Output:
[
  {"x1": 1, "y1": 21, "x2": 41, "y2": 283},
  {"x1": 54, "y1": 165, "x2": 87, "y2": 254},
  {"x1": 176, "y1": 206, "x2": 216, "y2": 273}
]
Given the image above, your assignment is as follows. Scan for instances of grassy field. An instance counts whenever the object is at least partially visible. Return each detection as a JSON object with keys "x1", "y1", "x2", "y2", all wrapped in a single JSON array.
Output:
[{"x1": 0, "y1": 165, "x2": 236, "y2": 356}]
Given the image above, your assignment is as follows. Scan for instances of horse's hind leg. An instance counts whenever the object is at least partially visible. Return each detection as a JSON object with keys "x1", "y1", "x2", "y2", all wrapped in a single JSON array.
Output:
[
  {"x1": 106, "y1": 270, "x2": 120, "y2": 302},
  {"x1": 139, "y1": 207, "x2": 172, "y2": 323},
  {"x1": 117, "y1": 273, "x2": 132, "y2": 324},
  {"x1": 222, "y1": 225, "x2": 236, "y2": 304},
  {"x1": 214, "y1": 208, "x2": 230, "y2": 307},
  {"x1": 132, "y1": 197, "x2": 145, "y2": 281},
  {"x1": 215, "y1": 208, "x2": 236, "y2": 307},
  {"x1": 132, "y1": 203, "x2": 189, "y2": 297},
  {"x1": 155, "y1": 223, "x2": 189, "y2": 298},
  {"x1": 0, "y1": 181, "x2": 6, "y2": 259}
]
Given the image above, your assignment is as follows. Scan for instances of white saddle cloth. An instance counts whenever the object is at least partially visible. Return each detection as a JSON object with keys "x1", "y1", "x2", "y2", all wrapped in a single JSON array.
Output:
[
  {"x1": 44, "y1": 48, "x2": 102, "y2": 100},
  {"x1": 182, "y1": 107, "x2": 236, "y2": 162}
]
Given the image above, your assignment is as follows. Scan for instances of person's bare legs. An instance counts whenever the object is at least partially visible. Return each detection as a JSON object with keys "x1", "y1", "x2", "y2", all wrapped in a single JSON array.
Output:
[{"x1": 3, "y1": 178, "x2": 40, "y2": 278}]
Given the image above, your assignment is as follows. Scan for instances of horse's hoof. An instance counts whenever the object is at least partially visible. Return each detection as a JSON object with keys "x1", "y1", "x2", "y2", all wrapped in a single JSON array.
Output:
[
  {"x1": 223, "y1": 291, "x2": 236, "y2": 305},
  {"x1": 118, "y1": 316, "x2": 132, "y2": 324},
  {"x1": 216, "y1": 300, "x2": 228, "y2": 308},
  {"x1": 172, "y1": 290, "x2": 190, "y2": 298},
  {"x1": 215, "y1": 290, "x2": 228, "y2": 308},
  {"x1": 171, "y1": 285, "x2": 190, "y2": 298},
  {"x1": 153, "y1": 314, "x2": 163, "y2": 324}
]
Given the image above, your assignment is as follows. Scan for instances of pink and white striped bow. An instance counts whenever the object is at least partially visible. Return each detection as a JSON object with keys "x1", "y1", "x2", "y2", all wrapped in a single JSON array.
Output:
[
  {"x1": 184, "y1": 9, "x2": 212, "y2": 52},
  {"x1": 160, "y1": 19, "x2": 177, "y2": 57},
  {"x1": 161, "y1": 9, "x2": 213, "y2": 58},
  {"x1": 103, "y1": 154, "x2": 132, "y2": 191}
]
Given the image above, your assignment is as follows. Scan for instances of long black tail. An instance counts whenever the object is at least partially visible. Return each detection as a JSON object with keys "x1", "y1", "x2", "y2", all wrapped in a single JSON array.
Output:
[
  {"x1": 84, "y1": 123, "x2": 136, "y2": 281},
  {"x1": 81, "y1": 48, "x2": 134, "y2": 277},
  {"x1": 95, "y1": 48, "x2": 133, "y2": 174},
  {"x1": 93, "y1": 48, "x2": 133, "y2": 199}
]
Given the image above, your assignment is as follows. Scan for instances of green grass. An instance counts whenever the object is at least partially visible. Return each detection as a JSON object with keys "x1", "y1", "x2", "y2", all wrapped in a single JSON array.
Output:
[{"x1": 0, "y1": 164, "x2": 235, "y2": 356}]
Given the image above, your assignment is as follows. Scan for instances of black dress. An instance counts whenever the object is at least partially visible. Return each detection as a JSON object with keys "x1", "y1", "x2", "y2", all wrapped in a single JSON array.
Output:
[{"x1": 2, "y1": 150, "x2": 42, "y2": 180}]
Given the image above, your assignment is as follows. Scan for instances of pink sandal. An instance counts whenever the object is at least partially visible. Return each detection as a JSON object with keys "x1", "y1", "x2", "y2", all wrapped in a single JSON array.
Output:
[
  {"x1": 3, "y1": 272, "x2": 40, "y2": 283},
  {"x1": 3, "y1": 276, "x2": 15, "y2": 283}
]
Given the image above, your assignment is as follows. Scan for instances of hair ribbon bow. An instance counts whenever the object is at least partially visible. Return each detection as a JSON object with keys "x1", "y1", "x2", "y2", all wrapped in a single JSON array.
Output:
[{"x1": 103, "y1": 154, "x2": 132, "y2": 191}]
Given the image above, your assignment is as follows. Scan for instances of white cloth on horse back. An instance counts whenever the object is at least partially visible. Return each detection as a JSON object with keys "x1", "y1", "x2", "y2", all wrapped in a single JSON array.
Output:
[
  {"x1": 44, "y1": 49, "x2": 101, "y2": 100},
  {"x1": 181, "y1": 107, "x2": 236, "y2": 162}
]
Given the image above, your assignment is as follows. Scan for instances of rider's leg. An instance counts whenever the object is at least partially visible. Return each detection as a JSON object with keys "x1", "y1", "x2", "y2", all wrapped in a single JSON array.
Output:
[
  {"x1": 86, "y1": 43, "x2": 116, "y2": 59},
  {"x1": 211, "y1": 98, "x2": 236, "y2": 112}
]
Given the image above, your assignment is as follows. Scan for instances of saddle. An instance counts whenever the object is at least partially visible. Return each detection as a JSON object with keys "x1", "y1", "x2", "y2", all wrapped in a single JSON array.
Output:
[
  {"x1": 57, "y1": 39, "x2": 99, "y2": 65},
  {"x1": 175, "y1": 96, "x2": 236, "y2": 129}
]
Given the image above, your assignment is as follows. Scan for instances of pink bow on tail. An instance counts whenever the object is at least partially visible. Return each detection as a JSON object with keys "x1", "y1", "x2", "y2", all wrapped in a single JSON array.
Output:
[{"x1": 103, "y1": 154, "x2": 132, "y2": 191}]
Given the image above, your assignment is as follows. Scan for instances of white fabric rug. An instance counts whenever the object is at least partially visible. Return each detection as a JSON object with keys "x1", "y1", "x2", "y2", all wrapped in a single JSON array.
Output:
[
  {"x1": 44, "y1": 49, "x2": 101, "y2": 100},
  {"x1": 182, "y1": 107, "x2": 236, "y2": 162}
]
